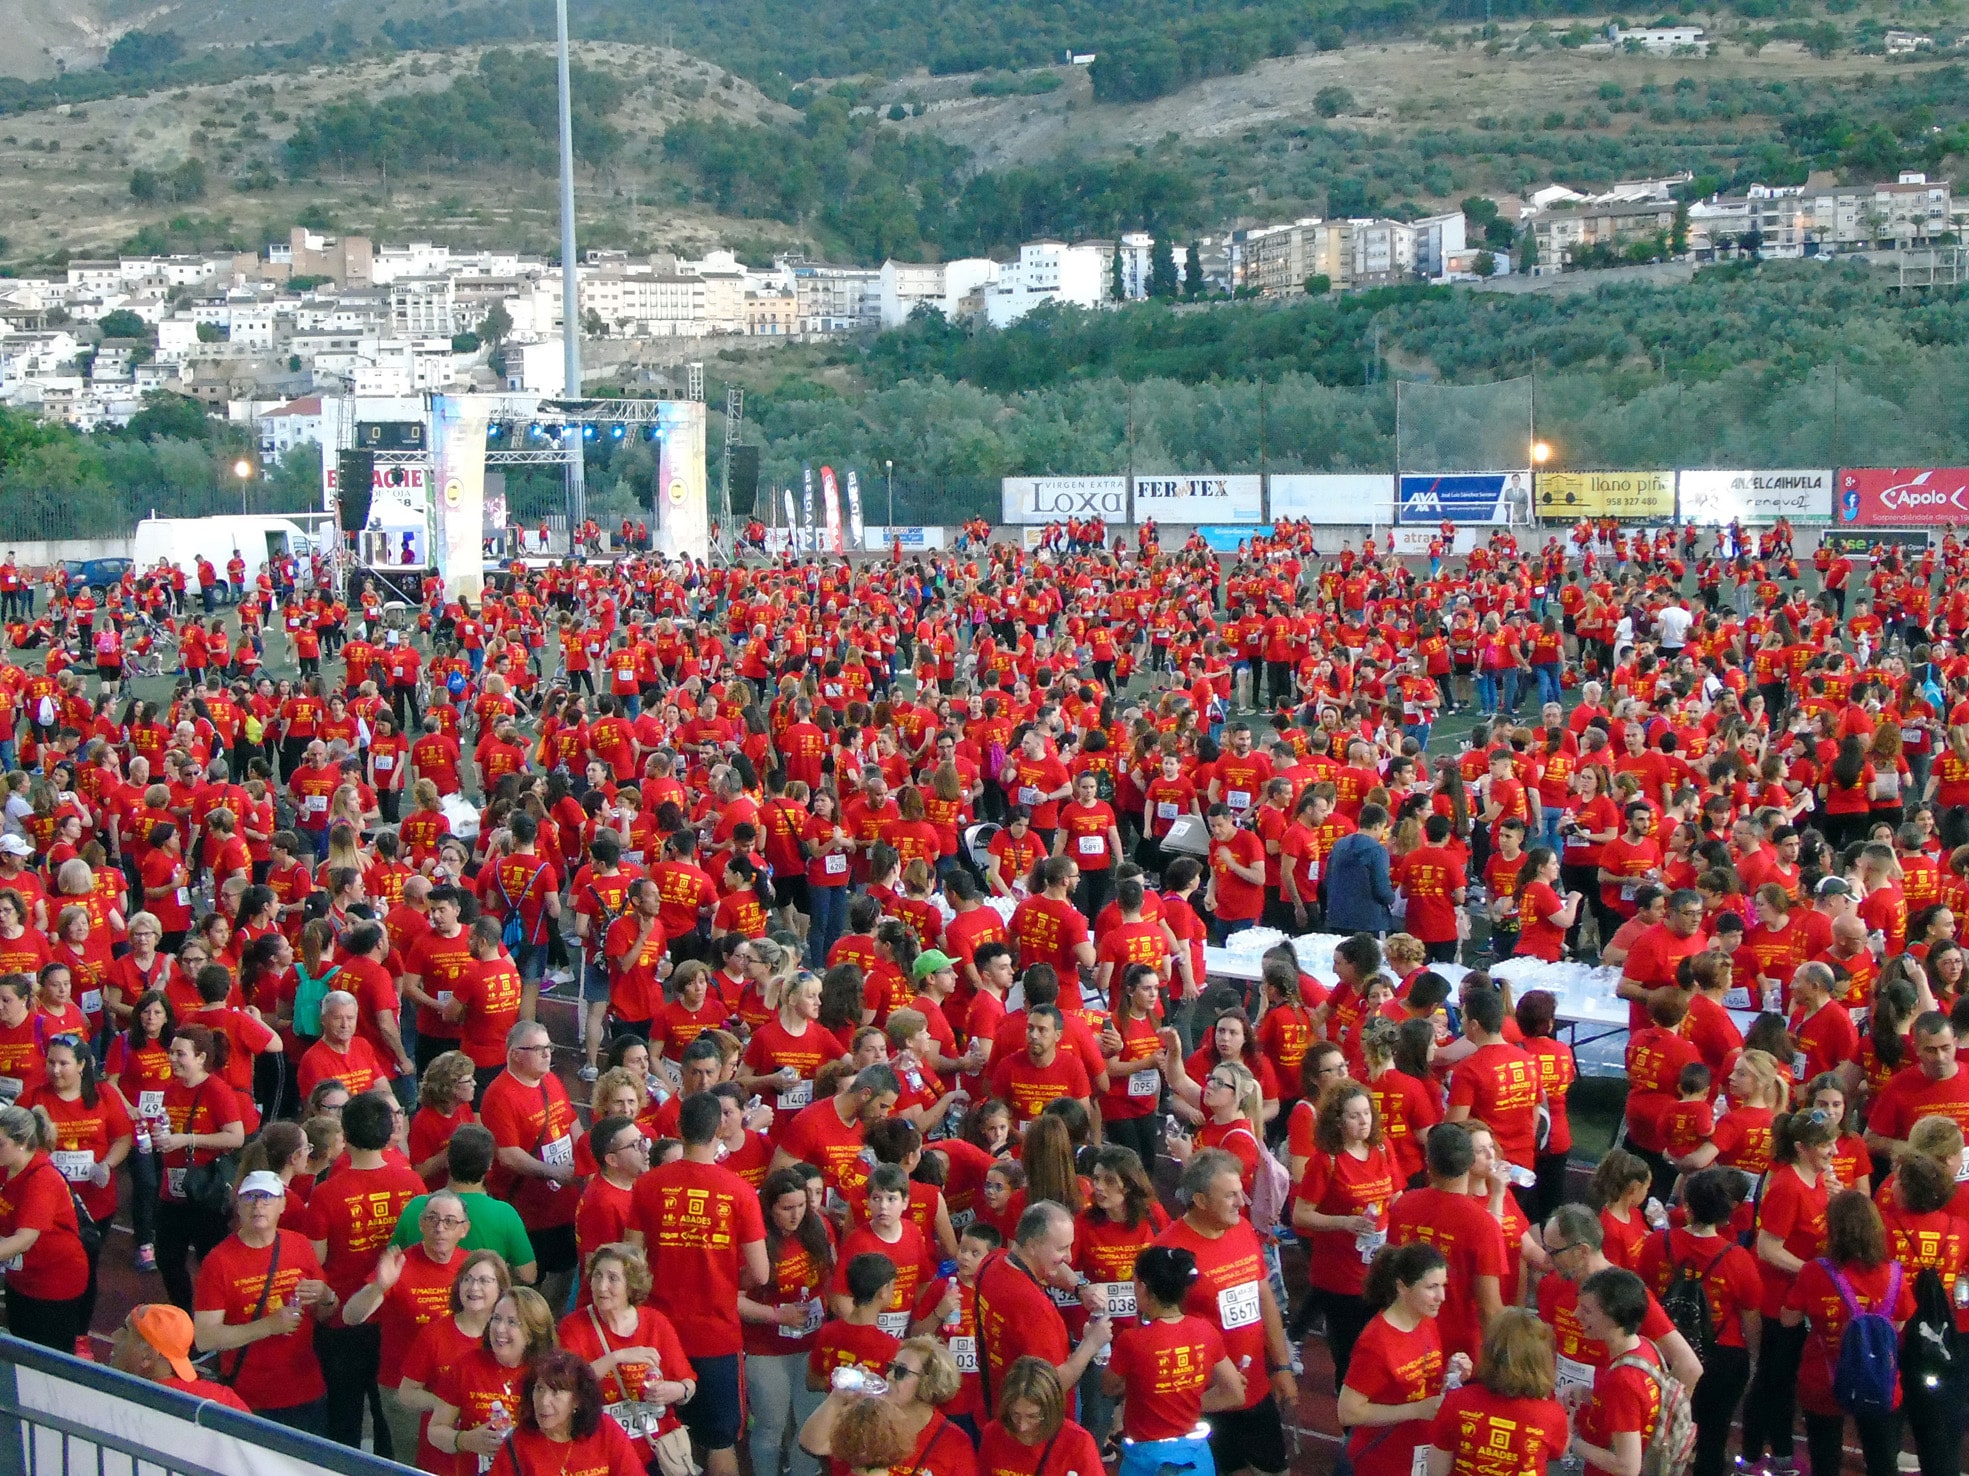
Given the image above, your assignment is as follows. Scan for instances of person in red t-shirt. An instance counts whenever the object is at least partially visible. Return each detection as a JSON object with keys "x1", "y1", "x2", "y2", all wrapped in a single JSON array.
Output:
[
  {"x1": 988, "y1": 1008, "x2": 1092, "y2": 1128},
  {"x1": 1204, "y1": 808, "x2": 1267, "y2": 940},
  {"x1": 1338, "y1": 1240, "x2": 1468, "y2": 1476},
  {"x1": 1101, "y1": 1243, "x2": 1243, "y2": 1445},
  {"x1": 1566, "y1": 1267, "x2": 1669, "y2": 1476},
  {"x1": 1423, "y1": 1309, "x2": 1568, "y2": 1476}
]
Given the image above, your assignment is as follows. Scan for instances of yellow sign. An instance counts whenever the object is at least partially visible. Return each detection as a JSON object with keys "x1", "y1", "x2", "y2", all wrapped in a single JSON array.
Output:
[{"x1": 1535, "y1": 471, "x2": 1674, "y2": 519}]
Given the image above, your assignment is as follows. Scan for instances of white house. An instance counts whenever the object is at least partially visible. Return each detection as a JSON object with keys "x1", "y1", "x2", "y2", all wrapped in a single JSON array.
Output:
[{"x1": 984, "y1": 241, "x2": 1108, "y2": 327}]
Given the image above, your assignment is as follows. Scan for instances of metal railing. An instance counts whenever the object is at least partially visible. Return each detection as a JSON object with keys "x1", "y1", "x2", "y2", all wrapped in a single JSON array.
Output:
[{"x1": 0, "y1": 1335, "x2": 407, "y2": 1476}]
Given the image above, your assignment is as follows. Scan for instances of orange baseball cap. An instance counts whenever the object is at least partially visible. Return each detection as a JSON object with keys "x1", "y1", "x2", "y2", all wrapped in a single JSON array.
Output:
[{"x1": 129, "y1": 1304, "x2": 197, "y2": 1382}]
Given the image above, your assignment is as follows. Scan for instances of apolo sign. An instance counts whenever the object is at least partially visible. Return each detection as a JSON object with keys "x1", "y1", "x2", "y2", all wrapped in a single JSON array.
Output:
[{"x1": 1836, "y1": 468, "x2": 1969, "y2": 527}]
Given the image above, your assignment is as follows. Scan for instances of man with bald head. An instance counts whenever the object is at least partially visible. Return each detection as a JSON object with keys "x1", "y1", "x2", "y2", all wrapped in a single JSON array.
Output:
[{"x1": 1789, "y1": 961, "x2": 1859, "y2": 1088}]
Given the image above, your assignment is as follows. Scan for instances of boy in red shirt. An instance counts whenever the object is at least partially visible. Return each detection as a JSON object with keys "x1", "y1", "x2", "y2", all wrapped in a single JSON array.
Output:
[{"x1": 807, "y1": 1252, "x2": 903, "y2": 1392}]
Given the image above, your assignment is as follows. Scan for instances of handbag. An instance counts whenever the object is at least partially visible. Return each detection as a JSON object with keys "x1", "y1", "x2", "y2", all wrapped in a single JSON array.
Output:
[
  {"x1": 181, "y1": 1080, "x2": 240, "y2": 1217},
  {"x1": 588, "y1": 1307, "x2": 699, "y2": 1476}
]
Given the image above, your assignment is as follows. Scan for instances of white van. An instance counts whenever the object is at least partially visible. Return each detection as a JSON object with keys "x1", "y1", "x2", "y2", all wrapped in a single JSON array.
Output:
[{"x1": 131, "y1": 515, "x2": 319, "y2": 587}]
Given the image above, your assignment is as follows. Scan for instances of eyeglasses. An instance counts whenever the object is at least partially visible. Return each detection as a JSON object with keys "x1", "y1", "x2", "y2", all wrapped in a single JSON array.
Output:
[
  {"x1": 1543, "y1": 1241, "x2": 1581, "y2": 1257},
  {"x1": 423, "y1": 1214, "x2": 469, "y2": 1229},
  {"x1": 885, "y1": 1362, "x2": 923, "y2": 1381}
]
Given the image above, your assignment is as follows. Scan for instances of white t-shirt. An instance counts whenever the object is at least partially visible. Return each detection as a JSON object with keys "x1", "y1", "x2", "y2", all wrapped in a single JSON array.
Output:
[{"x1": 1656, "y1": 604, "x2": 1694, "y2": 649}]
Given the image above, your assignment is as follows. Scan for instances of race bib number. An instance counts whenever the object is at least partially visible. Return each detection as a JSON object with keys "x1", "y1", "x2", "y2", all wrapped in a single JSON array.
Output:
[
  {"x1": 1619, "y1": 883, "x2": 1638, "y2": 902},
  {"x1": 607, "y1": 1400, "x2": 663, "y2": 1441},
  {"x1": 436, "y1": 991, "x2": 454, "y2": 1009},
  {"x1": 777, "y1": 1079, "x2": 814, "y2": 1111},
  {"x1": 1217, "y1": 1281, "x2": 1261, "y2": 1330},
  {"x1": 79, "y1": 989, "x2": 101, "y2": 1018},
  {"x1": 176, "y1": 888, "x2": 190, "y2": 907},
  {"x1": 949, "y1": 1336, "x2": 979, "y2": 1374},
  {"x1": 304, "y1": 794, "x2": 327, "y2": 813},
  {"x1": 1127, "y1": 1067, "x2": 1160, "y2": 1099},
  {"x1": 1355, "y1": 1228, "x2": 1388, "y2": 1263},
  {"x1": 876, "y1": 1310, "x2": 911, "y2": 1338},
  {"x1": 1157, "y1": 802, "x2": 1179, "y2": 821},
  {"x1": 52, "y1": 1149, "x2": 93, "y2": 1182},
  {"x1": 1077, "y1": 835, "x2": 1105, "y2": 857},
  {"x1": 0, "y1": 1254, "x2": 19, "y2": 1274},
  {"x1": 375, "y1": 755, "x2": 394, "y2": 771},
  {"x1": 1556, "y1": 1354, "x2": 1595, "y2": 1392},
  {"x1": 1227, "y1": 790, "x2": 1252, "y2": 810},
  {"x1": 1018, "y1": 786, "x2": 1042, "y2": 806},
  {"x1": 1792, "y1": 1051, "x2": 1809, "y2": 1080},
  {"x1": 1098, "y1": 1282, "x2": 1136, "y2": 1319},
  {"x1": 781, "y1": 1298, "x2": 824, "y2": 1339},
  {"x1": 1723, "y1": 987, "x2": 1753, "y2": 1010},
  {"x1": 137, "y1": 1090, "x2": 165, "y2": 1118},
  {"x1": 540, "y1": 1134, "x2": 574, "y2": 1169},
  {"x1": 949, "y1": 1208, "x2": 975, "y2": 1230},
  {"x1": 823, "y1": 853, "x2": 849, "y2": 877},
  {"x1": 166, "y1": 1167, "x2": 187, "y2": 1198}
]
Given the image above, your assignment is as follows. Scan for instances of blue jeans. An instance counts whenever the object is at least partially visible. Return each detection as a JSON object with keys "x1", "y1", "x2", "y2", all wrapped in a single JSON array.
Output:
[
  {"x1": 1475, "y1": 672, "x2": 1498, "y2": 713},
  {"x1": 747, "y1": 1352, "x2": 822, "y2": 1476},
  {"x1": 1403, "y1": 722, "x2": 1432, "y2": 750},
  {"x1": 1211, "y1": 915, "x2": 1254, "y2": 947},
  {"x1": 806, "y1": 884, "x2": 848, "y2": 969},
  {"x1": 1535, "y1": 662, "x2": 1562, "y2": 706},
  {"x1": 1500, "y1": 667, "x2": 1520, "y2": 715},
  {"x1": 1541, "y1": 811, "x2": 1565, "y2": 852}
]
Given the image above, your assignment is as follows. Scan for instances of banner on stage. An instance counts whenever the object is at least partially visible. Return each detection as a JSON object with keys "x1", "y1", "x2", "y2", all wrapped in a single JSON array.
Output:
[{"x1": 430, "y1": 394, "x2": 491, "y2": 602}]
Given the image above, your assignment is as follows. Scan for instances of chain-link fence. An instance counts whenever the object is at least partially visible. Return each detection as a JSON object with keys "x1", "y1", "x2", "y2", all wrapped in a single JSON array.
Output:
[
  {"x1": 1394, "y1": 376, "x2": 1535, "y2": 472},
  {"x1": 0, "y1": 481, "x2": 327, "y2": 543}
]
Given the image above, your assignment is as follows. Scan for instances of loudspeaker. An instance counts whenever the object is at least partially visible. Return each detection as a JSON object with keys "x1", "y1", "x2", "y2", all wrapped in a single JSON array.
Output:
[
  {"x1": 337, "y1": 450, "x2": 375, "y2": 531},
  {"x1": 730, "y1": 445, "x2": 762, "y2": 515}
]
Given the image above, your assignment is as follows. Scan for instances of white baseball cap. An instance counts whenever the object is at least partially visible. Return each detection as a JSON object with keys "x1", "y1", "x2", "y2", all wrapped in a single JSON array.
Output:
[
  {"x1": 236, "y1": 1170, "x2": 287, "y2": 1199},
  {"x1": 0, "y1": 836, "x2": 30, "y2": 857}
]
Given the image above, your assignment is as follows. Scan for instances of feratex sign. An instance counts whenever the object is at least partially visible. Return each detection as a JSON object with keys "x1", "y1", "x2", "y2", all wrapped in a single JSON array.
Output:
[
  {"x1": 1836, "y1": 468, "x2": 1969, "y2": 527},
  {"x1": 1676, "y1": 468, "x2": 1834, "y2": 523},
  {"x1": 999, "y1": 476, "x2": 1128, "y2": 525},
  {"x1": 1130, "y1": 474, "x2": 1265, "y2": 524}
]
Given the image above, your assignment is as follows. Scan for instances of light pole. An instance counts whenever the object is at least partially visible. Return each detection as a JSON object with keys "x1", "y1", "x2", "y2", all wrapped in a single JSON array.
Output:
[
  {"x1": 233, "y1": 457, "x2": 253, "y2": 516},
  {"x1": 554, "y1": 0, "x2": 586, "y2": 536},
  {"x1": 885, "y1": 459, "x2": 894, "y2": 528}
]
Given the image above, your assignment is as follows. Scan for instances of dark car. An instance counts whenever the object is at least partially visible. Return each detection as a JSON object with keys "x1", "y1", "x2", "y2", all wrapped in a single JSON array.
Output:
[{"x1": 61, "y1": 558, "x2": 132, "y2": 595}]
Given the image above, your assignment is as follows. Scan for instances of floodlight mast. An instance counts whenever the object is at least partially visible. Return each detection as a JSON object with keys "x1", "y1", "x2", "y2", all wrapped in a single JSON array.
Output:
[{"x1": 555, "y1": 0, "x2": 586, "y2": 540}]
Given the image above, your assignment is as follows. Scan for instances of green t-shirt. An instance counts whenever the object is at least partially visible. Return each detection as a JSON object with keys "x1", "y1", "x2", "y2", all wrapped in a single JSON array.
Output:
[{"x1": 389, "y1": 1188, "x2": 537, "y2": 1270}]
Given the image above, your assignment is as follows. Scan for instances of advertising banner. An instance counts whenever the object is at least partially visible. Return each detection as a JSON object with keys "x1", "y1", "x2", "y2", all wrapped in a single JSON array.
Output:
[
  {"x1": 861, "y1": 526, "x2": 950, "y2": 551},
  {"x1": 1001, "y1": 476, "x2": 1128, "y2": 525},
  {"x1": 654, "y1": 399, "x2": 709, "y2": 562},
  {"x1": 782, "y1": 488, "x2": 796, "y2": 530},
  {"x1": 1197, "y1": 524, "x2": 1275, "y2": 552},
  {"x1": 1677, "y1": 469, "x2": 1833, "y2": 524},
  {"x1": 801, "y1": 466, "x2": 816, "y2": 550},
  {"x1": 1821, "y1": 529, "x2": 1932, "y2": 557},
  {"x1": 430, "y1": 394, "x2": 491, "y2": 602},
  {"x1": 820, "y1": 465, "x2": 845, "y2": 554},
  {"x1": 1388, "y1": 526, "x2": 1481, "y2": 556},
  {"x1": 1267, "y1": 474, "x2": 1395, "y2": 524},
  {"x1": 1534, "y1": 471, "x2": 1674, "y2": 520},
  {"x1": 845, "y1": 469, "x2": 865, "y2": 545},
  {"x1": 1131, "y1": 474, "x2": 1264, "y2": 525},
  {"x1": 1396, "y1": 472, "x2": 1532, "y2": 525},
  {"x1": 1835, "y1": 468, "x2": 1969, "y2": 527}
]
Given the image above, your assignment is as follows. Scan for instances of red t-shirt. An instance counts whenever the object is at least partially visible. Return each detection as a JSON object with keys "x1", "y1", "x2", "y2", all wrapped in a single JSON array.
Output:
[
  {"x1": 479, "y1": 1069, "x2": 581, "y2": 1230},
  {"x1": 1157, "y1": 1215, "x2": 1272, "y2": 1410},
  {"x1": 1786, "y1": 1258, "x2": 1916, "y2": 1416},
  {"x1": 305, "y1": 1161, "x2": 427, "y2": 1301},
  {"x1": 976, "y1": 1418, "x2": 1103, "y2": 1476},
  {"x1": 1755, "y1": 1165, "x2": 1830, "y2": 1318},
  {"x1": 193, "y1": 1230, "x2": 329, "y2": 1410},
  {"x1": 1428, "y1": 1385, "x2": 1568, "y2": 1476},
  {"x1": 1575, "y1": 1340, "x2": 1663, "y2": 1454},
  {"x1": 368, "y1": 1243, "x2": 467, "y2": 1385},
  {"x1": 432, "y1": 1346, "x2": 528, "y2": 1476},
  {"x1": 1633, "y1": 1227, "x2": 1764, "y2": 1350},
  {"x1": 1387, "y1": 1187, "x2": 1508, "y2": 1358},
  {"x1": 989, "y1": 1050, "x2": 1091, "y2": 1127},
  {"x1": 1446, "y1": 1042, "x2": 1542, "y2": 1168},
  {"x1": 1536, "y1": 1275, "x2": 1675, "y2": 1377},
  {"x1": 0, "y1": 1155, "x2": 87, "y2": 1299},
  {"x1": 626, "y1": 1157, "x2": 766, "y2": 1356},
  {"x1": 1342, "y1": 1313, "x2": 1444, "y2": 1476},
  {"x1": 1208, "y1": 830, "x2": 1267, "y2": 922},
  {"x1": 777, "y1": 1098, "x2": 869, "y2": 1194},
  {"x1": 1108, "y1": 1315, "x2": 1228, "y2": 1441},
  {"x1": 1294, "y1": 1145, "x2": 1399, "y2": 1297}
]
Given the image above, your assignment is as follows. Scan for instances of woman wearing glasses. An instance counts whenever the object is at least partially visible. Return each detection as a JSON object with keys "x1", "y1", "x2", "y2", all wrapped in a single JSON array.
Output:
[
  {"x1": 23, "y1": 1034, "x2": 131, "y2": 1338},
  {"x1": 799, "y1": 1338, "x2": 972, "y2": 1476},
  {"x1": 397, "y1": 1250, "x2": 511, "y2": 1474},
  {"x1": 1164, "y1": 1058, "x2": 1267, "y2": 1198}
]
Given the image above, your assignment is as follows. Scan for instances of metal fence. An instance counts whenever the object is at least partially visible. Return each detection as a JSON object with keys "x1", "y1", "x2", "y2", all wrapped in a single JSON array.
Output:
[
  {"x1": 0, "y1": 1335, "x2": 405, "y2": 1476},
  {"x1": 0, "y1": 485, "x2": 326, "y2": 545}
]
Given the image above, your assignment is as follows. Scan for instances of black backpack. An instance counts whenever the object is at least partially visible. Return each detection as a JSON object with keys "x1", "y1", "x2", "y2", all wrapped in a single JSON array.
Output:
[
  {"x1": 1656, "y1": 1230, "x2": 1727, "y2": 1365},
  {"x1": 1901, "y1": 1264, "x2": 1960, "y2": 1390}
]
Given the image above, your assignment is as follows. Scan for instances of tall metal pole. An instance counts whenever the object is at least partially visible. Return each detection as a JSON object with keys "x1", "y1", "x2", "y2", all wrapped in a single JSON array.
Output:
[{"x1": 555, "y1": 0, "x2": 586, "y2": 540}]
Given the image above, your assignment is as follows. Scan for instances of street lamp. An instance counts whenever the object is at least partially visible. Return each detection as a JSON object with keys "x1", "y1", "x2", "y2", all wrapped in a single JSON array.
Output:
[
  {"x1": 1530, "y1": 441, "x2": 1553, "y2": 466},
  {"x1": 233, "y1": 457, "x2": 253, "y2": 515},
  {"x1": 885, "y1": 459, "x2": 894, "y2": 528}
]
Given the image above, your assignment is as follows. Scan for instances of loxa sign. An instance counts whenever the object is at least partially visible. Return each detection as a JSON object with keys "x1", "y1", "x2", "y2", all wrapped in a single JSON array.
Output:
[{"x1": 999, "y1": 476, "x2": 1128, "y2": 524}]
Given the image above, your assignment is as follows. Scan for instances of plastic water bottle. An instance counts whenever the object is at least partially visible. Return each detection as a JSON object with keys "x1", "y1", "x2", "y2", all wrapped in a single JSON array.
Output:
[{"x1": 134, "y1": 1119, "x2": 152, "y2": 1156}]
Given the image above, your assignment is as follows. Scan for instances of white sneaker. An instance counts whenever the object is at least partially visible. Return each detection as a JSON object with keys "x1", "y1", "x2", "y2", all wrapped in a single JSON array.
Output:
[
  {"x1": 547, "y1": 968, "x2": 576, "y2": 985},
  {"x1": 578, "y1": 1064, "x2": 599, "y2": 1082}
]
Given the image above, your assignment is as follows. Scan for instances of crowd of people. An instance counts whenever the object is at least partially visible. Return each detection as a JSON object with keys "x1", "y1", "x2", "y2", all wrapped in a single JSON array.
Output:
[{"x1": 0, "y1": 513, "x2": 1965, "y2": 1476}]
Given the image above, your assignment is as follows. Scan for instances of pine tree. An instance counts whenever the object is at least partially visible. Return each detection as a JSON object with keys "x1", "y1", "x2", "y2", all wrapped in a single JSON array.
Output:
[
  {"x1": 1111, "y1": 247, "x2": 1125, "y2": 301},
  {"x1": 1184, "y1": 242, "x2": 1204, "y2": 297},
  {"x1": 1150, "y1": 237, "x2": 1179, "y2": 298}
]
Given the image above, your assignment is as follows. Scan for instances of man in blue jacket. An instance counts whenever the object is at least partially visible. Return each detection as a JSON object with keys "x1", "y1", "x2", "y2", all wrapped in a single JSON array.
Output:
[{"x1": 1324, "y1": 802, "x2": 1398, "y2": 935}]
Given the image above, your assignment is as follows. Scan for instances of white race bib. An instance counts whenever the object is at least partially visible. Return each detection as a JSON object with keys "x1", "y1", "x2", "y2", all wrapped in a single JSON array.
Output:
[
  {"x1": 777, "y1": 1079, "x2": 814, "y2": 1110},
  {"x1": 822, "y1": 853, "x2": 849, "y2": 877},
  {"x1": 79, "y1": 989, "x2": 101, "y2": 1017},
  {"x1": 52, "y1": 1149, "x2": 93, "y2": 1182},
  {"x1": 949, "y1": 1208, "x2": 975, "y2": 1230},
  {"x1": 1156, "y1": 802, "x2": 1178, "y2": 821},
  {"x1": 1077, "y1": 835, "x2": 1105, "y2": 857},
  {"x1": 1355, "y1": 1228, "x2": 1388, "y2": 1263},
  {"x1": 1723, "y1": 987, "x2": 1753, "y2": 1010},
  {"x1": 1556, "y1": 1354, "x2": 1595, "y2": 1392},
  {"x1": 0, "y1": 1254, "x2": 20, "y2": 1273},
  {"x1": 1227, "y1": 790, "x2": 1251, "y2": 810},
  {"x1": 1097, "y1": 1282, "x2": 1136, "y2": 1319},
  {"x1": 876, "y1": 1309, "x2": 910, "y2": 1338},
  {"x1": 780, "y1": 1298, "x2": 824, "y2": 1339},
  {"x1": 1410, "y1": 1448, "x2": 1432, "y2": 1476},
  {"x1": 0, "y1": 1077, "x2": 22, "y2": 1103},
  {"x1": 1018, "y1": 786, "x2": 1042, "y2": 806},
  {"x1": 436, "y1": 990, "x2": 454, "y2": 1009},
  {"x1": 166, "y1": 1166, "x2": 186, "y2": 1197},
  {"x1": 1217, "y1": 1280, "x2": 1261, "y2": 1330},
  {"x1": 1564, "y1": 832, "x2": 1587, "y2": 848},
  {"x1": 1127, "y1": 1067, "x2": 1160, "y2": 1099},
  {"x1": 375, "y1": 756, "x2": 394, "y2": 771},
  {"x1": 949, "y1": 1335, "x2": 979, "y2": 1374},
  {"x1": 304, "y1": 795, "x2": 327, "y2": 813},
  {"x1": 1792, "y1": 1050, "x2": 1809, "y2": 1080},
  {"x1": 175, "y1": 888, "x2": 190, "y2": 907},
  {"x1": 137, "y1": 1090, "x2": 165, "y2": 1118},
  {"x1": 540, "y1": 1134, "x2": 574, "y2": 1169},
  {"x1": 1619, "y1": 883, "x2": 1638, "y2": 902}
]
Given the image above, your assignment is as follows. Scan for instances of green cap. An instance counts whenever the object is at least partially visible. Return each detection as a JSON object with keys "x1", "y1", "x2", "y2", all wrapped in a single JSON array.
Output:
[{"x1": 912, "y1": 949, "x2": 957, "y2": 980}]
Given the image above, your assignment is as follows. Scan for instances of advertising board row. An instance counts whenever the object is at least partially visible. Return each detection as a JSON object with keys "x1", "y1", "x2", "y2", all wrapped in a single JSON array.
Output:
[{"x1": 1000, "y1": 469, "x2": 1969, "y2": 528}]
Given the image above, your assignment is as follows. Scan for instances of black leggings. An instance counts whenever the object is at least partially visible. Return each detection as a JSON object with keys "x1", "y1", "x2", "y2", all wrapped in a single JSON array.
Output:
[
  {"x1": 1901, "y1": 1360, "x2": 1966, "y2": 1476},
  {"x1": 6, "y1": 1287, "x2": 86, "y2": 1352},
  {"x1": 1690, "y1": 1343, "x2": 1751, "y2": 1476},
  {"x1": 1740, "y1": 1319, "x2": 1806, "y2": 1463},
  {"x1": 1103, "y1": 1112, "x2": 1161, "y2": 1167},
  {"x1": 1805, "y1": 1408, "x2": 1902, "y2": 1476},
  {"x1": 1296, "y1": 1287, "x2": 1373, "y2": 1392},
  {"x1": 155, "y1": 1196, "x2": 231, "y2": 1311}
]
